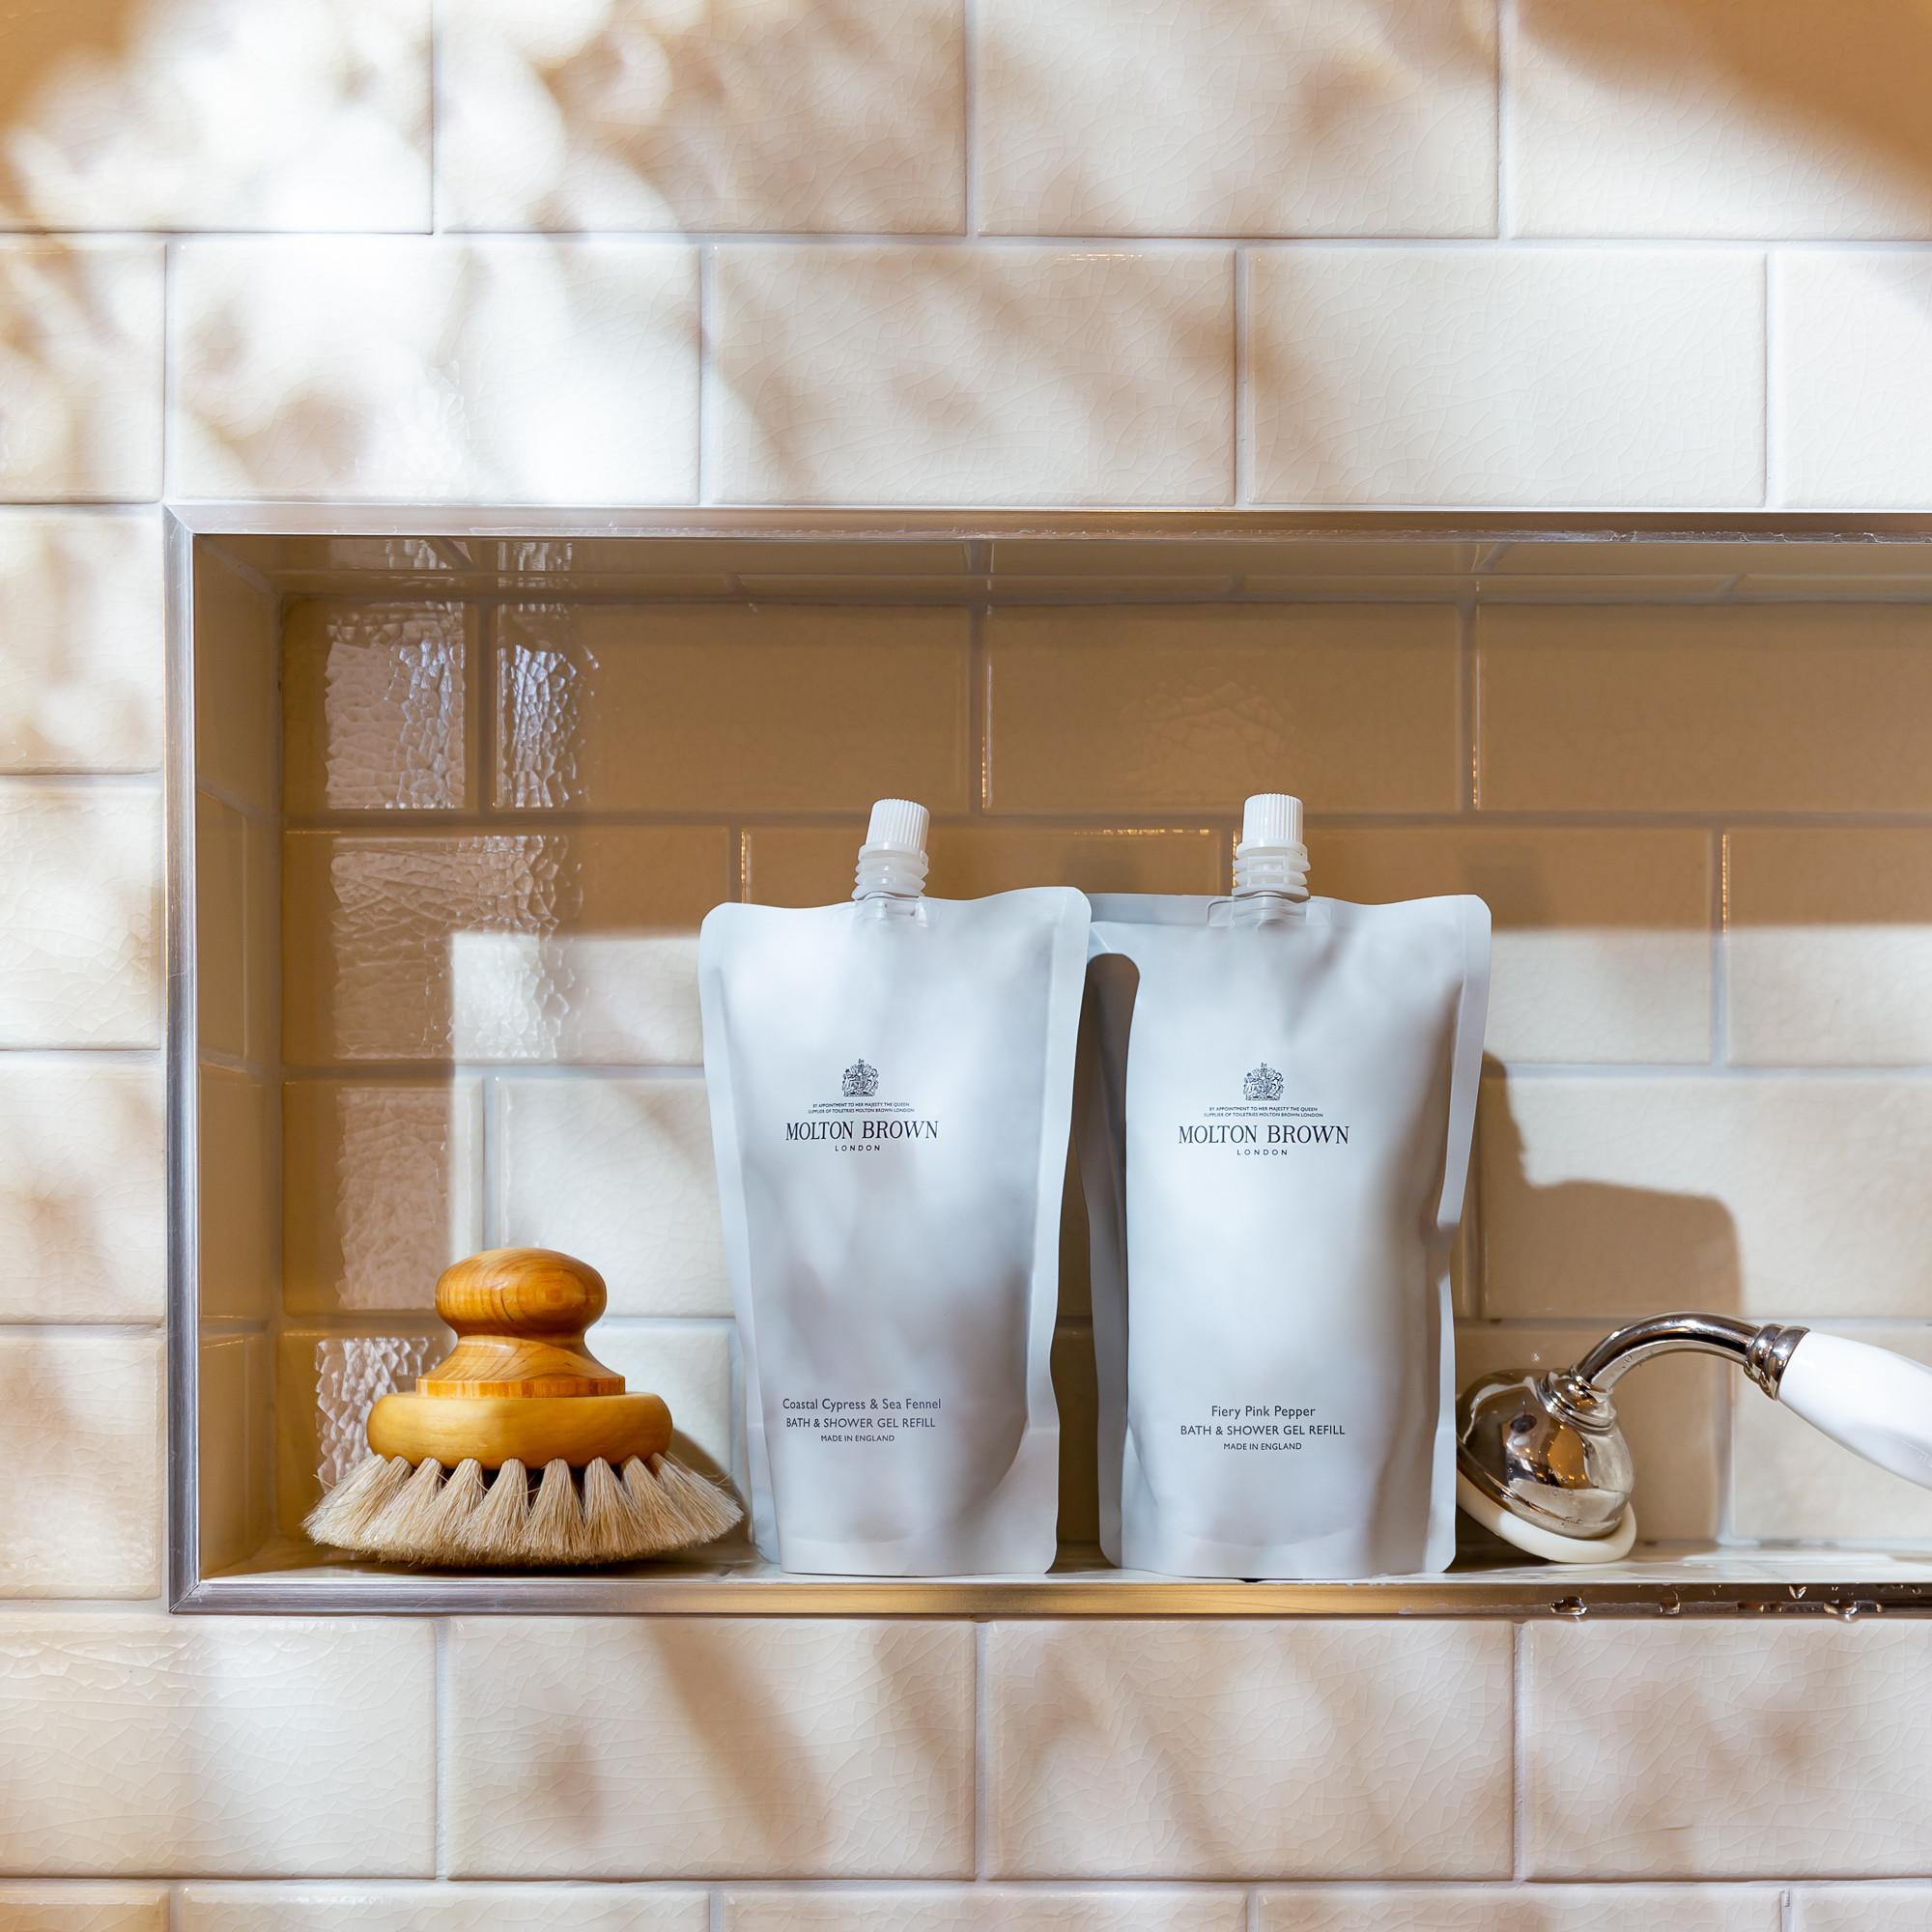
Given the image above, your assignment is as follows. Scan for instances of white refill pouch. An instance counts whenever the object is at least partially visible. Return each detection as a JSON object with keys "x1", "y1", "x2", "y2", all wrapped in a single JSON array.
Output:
[
  {"x1": 700, "y1": 800, "x2": 1089, "y2": 1576},
  {"x1": 1079, "y1": 795, "x2": 1490, "y2": 1579}
]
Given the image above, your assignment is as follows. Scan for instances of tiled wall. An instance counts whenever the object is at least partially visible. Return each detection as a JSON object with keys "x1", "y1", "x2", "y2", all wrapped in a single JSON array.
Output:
[{"x1": 9, "y1": 0, "x2": 1932, "y2": 1921}]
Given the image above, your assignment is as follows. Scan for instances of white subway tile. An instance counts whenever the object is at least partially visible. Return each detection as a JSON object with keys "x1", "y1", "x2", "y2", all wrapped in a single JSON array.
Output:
[
  {"x1": 978, "y1": 0, "x2": 1494, "y2": 238},
  {"x1": 1728, "y1": 829, "x2": 1932, "y2": 1065},
  {"x1": 283, "y1": 1080, "x2": 483, "y2": 1315},
  {"x1": 0, "y1": 512, "x2": 161, "y2": 772},
  {"x1": 497, "y1": 604, "x2": 971, "y2": 812},
  {"x1": 1261, "y1": 1889, "x2": 1782, "y2": 1930},
  {"x1": 499, "y1": 1079, "x2": 727, "y2": 1318},
  {"x1": 1730, "y1": 1325, "x2": 1932, "y2": 1544},
  {"x1": 985, "y1": 606, "x2": 1459, "y2": 814},
  {"x1": 729, "y1": 1892, "x2": 1248, "y2": 1931},
  {"x1": 595, "y1": 1322, "x2": 735, "y2": 1485},
  {"x1": 0, "y1": 1891, "x2": 167, "y2": 1931},
  {"x1": 1252, "y1": 249, "x2": 1763, "y2": 508},
  {"x1": 0, "y1": 243, "x2": 162, "y2": 500},
  {"x1": 444, "y1": 1620, "x2": 975, "y2": 1878},
  {"x1": 1776, "y1": 254, "x2": 1932, "y2": 511},
  {"x1": 1479, "y1": 606, "x2": 1932, "y2": 813},
  {"x1": 0, "y1": 787, "x2": 160, "y2": 1047},
  {"x1": 1525, "y1": 1624, "x2": 1932, "y2": 1877},
  {"x1": 183, "y1": 1884, "x2": 710, "y2": 1930},
  {"x1": 713, "y1": 245, "x2": 1234, "y2": 506},
  {"x1": 0, "y1": 1335, "x2": 158, "y2": 1598},
  {"x1": 1512, "y1": 0, "x2": 1932, "y2": 240},
  {"x1": 987, "y1": 1622, "x2": 1512, "y2": 1878},
  {"x1": 0, "y1": 1063, "x2": 162, "y2": 1322},
  {"x1": 1797, "y1": 1889, "x2": 1932, "y2": 1931},
  {"x1": 440, "y1": 0, "x2": 962, "y2": 233},
  {"x1": 173, "y1": 241, "x2": 698, "y2": 503},
  {"x1": 0, "y1": 1618, "x2": 435, "y2": 1875},
  {"x1": 199, "y1": 1066, "x2": 274, "y2": 1325},
  {"x1": 0, "y1": 0, "x2": 430, "y2": 230},
  {"x1": 1317, "y1": 827, "x2": 1713, "y2": 1065},
  {"x1": 1479, "y1": 1074, "x2": 1932, "y2": 1321}
]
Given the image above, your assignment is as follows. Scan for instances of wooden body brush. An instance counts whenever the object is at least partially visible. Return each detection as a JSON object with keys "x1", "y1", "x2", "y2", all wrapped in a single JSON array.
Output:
[{"x1": 304, "y1": 1246, "x2": 742, "y2": 1566}]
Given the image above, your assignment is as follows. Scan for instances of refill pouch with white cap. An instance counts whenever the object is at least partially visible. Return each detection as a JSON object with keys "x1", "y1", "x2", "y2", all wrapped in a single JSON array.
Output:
[
  {"x1": 699, "y1": 800, "x2": 1088, "y2": 1575},
  {"x1": 1079, "y1": 794, "x2": 1490, "y2": 1579}
]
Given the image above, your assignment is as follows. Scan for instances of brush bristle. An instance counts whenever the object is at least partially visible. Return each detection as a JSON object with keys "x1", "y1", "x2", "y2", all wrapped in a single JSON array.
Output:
[{"x1": 303, "y1": 1450, "x2": 742, "y2": 1568}]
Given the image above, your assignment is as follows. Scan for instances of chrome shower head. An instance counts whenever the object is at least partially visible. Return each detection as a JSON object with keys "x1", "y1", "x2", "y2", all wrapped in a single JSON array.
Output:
[{"x1": 1455, "y1": 1314, "x2": 1932, "y2": 1565}]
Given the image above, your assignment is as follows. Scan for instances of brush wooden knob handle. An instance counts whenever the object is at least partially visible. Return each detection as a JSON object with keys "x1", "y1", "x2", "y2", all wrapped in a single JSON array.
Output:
[{"x1": 419, "y1": 1247, "x2": 624, "y2": 1398}]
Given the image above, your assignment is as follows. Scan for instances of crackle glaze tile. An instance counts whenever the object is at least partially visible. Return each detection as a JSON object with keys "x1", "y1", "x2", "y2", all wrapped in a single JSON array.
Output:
[
  {"x1": 0, "y1": 1618, "x2": 435, "y2": 1874},
  {"x1": 743, "y1": 824, "x2": 1224, "y2": 907},
  {"x1": 0, "y1": 242, "x2": 162, "y2": 500},
  {"x1": 713, "y1": 245, "x2": 1234, "y2": 506},
  {"x1": 277, "y1": 1327, "x2": 443, "y2": 1533},
  {"x1": 0, "y1": 1062, "x2": 161, "y2": 1322},
  {"x1": 0, "y1": 512, "x2": 161, "y2": 771},
  {"x1": 1797, "y1": 1889, "x2": 1932, "y2": 1931},
  {"x1": 1514, "y1": 0, "x2": 1932, "y2": 240},
  {"x1": 1776, "y1": 253, "x2": 1932, "y2": 510},
  {"x1": 1316, "y1": 827, "x2": 1713, "y2": 1065},
  {"x1": 281, "y1": 826, "x2": 728, "y2": 1065},
  {"x1": 173, "y1": 241, "x2": 698, "y2": 503},
  {"x1": 727, "y1": 1893, "x2": 1248, "y2": 1931},
  {"x1": 0, "y1": 1335, "x2": 159, "y2": 1597},
  {"x1": 1525, "y1": 1624, "x2": 1932, "y2": 1877},
  {"x1": 199, "y1": 1065, "x2": 273, "y2": 1324},
  {"x1": 284, "y1": 601, "x2": 468, "y2": 812},
  {"x1": 0, "y1": 786, "x2": 160, "y2": 1047},
  {"x1": 0, "y1": 0, "x2": 429, "y2": 230},
  {"x1": 1479, "y1": 1074, "x2": 1932, "y2": 1321},
  {"x1": 496, "y1": 604, "x2": 969, "y2": 812},
  {"x1": 985, "y1": 606, "x2": 1458, "y2": 813},
  {"x1": 0, "y1": 1891, "x2": 167, "y2": 1932},
  {"x1": 282, "y1": 1079, "x2": 482, "y2": 1314},
  {"x1": 1252, "y1": 248, "x2": 1763, "y2": 508},
  {"x1": 1260, "y1": 1889, "x2": 1781, "y2": 1930},
  {"x1": 183, "y1": 1889, "x2": 711, "y2": 1930},
  {"x1": 193, "y1": 551, "x2": 279, "y2": 814},
  {"x1": 1479, "y1": 606, "x2": 1932, "y2": 812},
  {"x1": 440, "y1": 0, "x2": 961, "y2": 232},
  {"x1": 444, "y1": 1620, "x2": 975, "y2": 1877},
  {"x1": 1728, "y1": 828, "x2": 1932, "y2": 1065},
  {"x1": 594, "y1": 1322, "x2": 735, "y2": 1486},
  {"x1": 980, "y1": 0, "x2": 1494, "y2": 238},
  {"x1": 498, "y1": 1078, "x2": 724, "y2": 1318},
  {"x1": 987, "y1": 1622, "x2": 1512, "y2": 1878}
]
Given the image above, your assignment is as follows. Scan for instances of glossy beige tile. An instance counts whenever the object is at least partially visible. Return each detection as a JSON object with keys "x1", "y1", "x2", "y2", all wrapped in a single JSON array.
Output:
[
  {"x1": 283, "y1": 1080, "x2": 482, "y2": 1314},
  {"x1": 198, "y1": 1336, "x2": 252, "y2": 1575},
  {"x1": 0, "y1": 1618, "x2": 434, "y2": 1874},
  {"x1": 184, "y1": 1889, "x2": 710, "y2": 1931},
  {"x1": 197, "y1": 791, "x2": 247, "y2": 1059},
  {"x1": 986, "y1": 607, "x2": 1458, "y2": 813},
  {"x1": 496, "y1": 605, "x2": 969, "y2": 812},
  {"x1": 1252, "y1": 248, "x2": 1763, "y2": 508},
  {"x1": 281, "y1": 826, "x2": 729, "y2": 1065},
  {"x1": 595, "y1": 1323, "x2": 735, "y2": 1485},
  {"x1": 980, "y1": 0, "x2": 1494, "y2": 238},
  {"x1": 729, "y1": 1894, "x2": 1248, "y2": 1932},
  {"x1": 1776, "y1": 255, "x2": 1932, "y2": 512},
  {"x1": 1513, "y1": 0, "x2": 1932, "y2": 240},
  {"x1": 1479, "y1": 606, "x2": 1932, "y2": 812},
  {"x1": 1525, "y1": 1624, "x2": 1932, "y2": 1876},
  {"x1": 1730, "y1": 1324, "x2": 1932, "y2": 1544},
  {"x1": 1728, "y1": 829, "x2": 1932, "y2": 1065},
  {"x1": 1479, "y1": 1074, "x2": 1932, "y2": 1320},
  {"x1": 0, "y1": 242, "x2": 162, "y2": 500},
  {"x1": 0, "y1": 512, "x2": 161, "y2": 772},
  {"x1": 0, "y1": 786, "x2": 160, "y2": 1047},
  {"x1": 1260, "y1": 1889, "x2": 1781, "y2": 1930},
  {"x1": 1317, "y1": 827, "x2": 1713, "y2": 1065},
  {"x1": 1798, "y1": 1889, "x2": 1932, "y2": 1931},
  {"x1": 498, "y1": 1079, "x2": 725, "y2": 1318},
  {"x1": 1456, "y1": 1322, "x2": 1723, "y2": 1543},
  {"x1": 0, "y1": 1891, "x2": 167, "y2": 1932},
  {"x1": 0, "y1": 0, "x2": 430, "y2": 230},
  {"x1": 193, "y1": 551, "x2": 280, "y2": 814},
  {"x1": 173, "y1": 241, "x2": 698, "y2": 503},
  {"x1": 988, "y1": 1622, "x2": 1512, "y2": 1878},
  {"x1": 444, "y1": 1620, "x2": 975, "y2": 1877},
  {"x1": 0, "y1": 1063, "x2": 162, "y2": 1322},
  {"x1": 284, "y1": 601, "x2": 469, "y2": 813},
  {"x1": 713, "y1": 245, "x2": 1234, "y2": 506},
  {"x1": 994, "y1": 539, "x2": 1481, "y2": 580},
  {"x1": 199, "y1": 1066, "x2": 273, "y2": 1324},
  {"x1": 0, "y1": 1335, "x2": 159, "y2": 1597},
  {"x1": 744, "y1": 824, "x2": 1225, "y2": 906},
  {"x1": 440, "y1": 0, "x2": 962, "y2": 232}
]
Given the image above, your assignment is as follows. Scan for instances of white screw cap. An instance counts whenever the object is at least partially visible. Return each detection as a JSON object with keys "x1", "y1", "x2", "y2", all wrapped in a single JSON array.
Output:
[
  {"x1": 1233, "y1": 792, "x2": 1309, "y2": 898},
  {"x1": 864, "y1": 797, "x2": 929, "y2": 858},
  {"x1": 853, "y1": 798, "x2": 931, "y2": 900},
  {"x1": 1238, "y1": 793, "x2": 1304, "y2": 853}
]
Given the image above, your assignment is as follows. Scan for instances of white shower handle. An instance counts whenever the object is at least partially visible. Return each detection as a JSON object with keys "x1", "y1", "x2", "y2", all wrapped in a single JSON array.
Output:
[{"x1": 1777, "y1": 1331, "x2": 1932, "y2": 1491}]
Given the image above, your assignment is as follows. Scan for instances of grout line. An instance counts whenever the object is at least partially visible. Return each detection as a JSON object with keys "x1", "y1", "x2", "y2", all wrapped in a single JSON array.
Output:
[
  {"x1": 1511, "y1": 1621, "x2": 1527, "y2": 1881},
  {"x1": 961, "y1": 0, "x2": 980, "y2": 238},
  {"x1": 1494, "y1": 0, "x2": 1515, "y2": 240},
  {"x1": 1460, "y1": 592, "x2": 1480, "y2": 810},
  {"x1": 1712, "y1": 829, "x2": 1730, "y2": 1066},
  {"x1": 711, "y1": 1887, "x2": 725, "y2": 1932},
  {"x1": 427, "y1": 0, "x2": 442, "y2": 236},
  {"x1": 973, "y1": 1621, "x2": 990, "y2": 1879},
  {"x1": 478, "y1": 1072, "x2": 502, "y2": 1249},
  {"x1": 433, "y1": 1619, "x2": 450, "y2": 1879},
  {"x1": 1763, "y1": 252, "x2": 1780, "y2": 509},
  {"x1": 159, "y1": 238, "x2": 175, "y2": 501},
  {"x1": 697, "y1": 245, "x2": 719, "y2": 506},
  {"x1": 470, "y1": 599, "x2": 496, "y2": 818},
  {"x1": 1233, "y1": 246, "x2": 1252, "y2": 506},
  {"x1": 969, "y1": 601, "x2": 990, "y2": 812}
]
